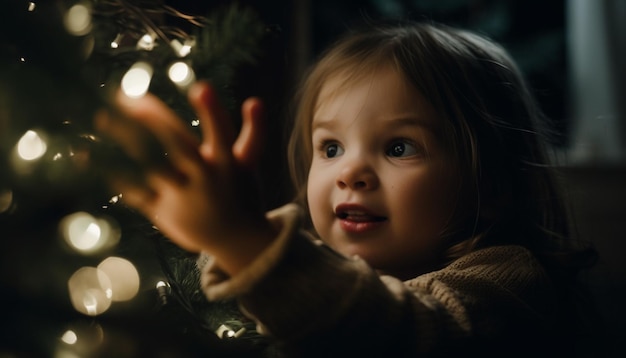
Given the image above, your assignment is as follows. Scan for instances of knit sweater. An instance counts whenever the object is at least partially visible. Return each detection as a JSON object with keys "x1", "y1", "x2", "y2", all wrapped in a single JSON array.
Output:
[{"x1": 199, "y1": 203, "x2": 560, "y2": 357}]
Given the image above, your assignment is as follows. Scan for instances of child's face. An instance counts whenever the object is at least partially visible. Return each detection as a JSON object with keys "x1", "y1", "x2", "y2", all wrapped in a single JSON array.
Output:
[{"x1": 307, "y1": 66, "x2": 456, "y2": 278}]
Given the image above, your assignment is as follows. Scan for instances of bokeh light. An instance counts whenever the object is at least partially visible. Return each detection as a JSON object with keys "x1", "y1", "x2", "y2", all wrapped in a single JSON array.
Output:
[
  {"x1": 57, "y1": 321, "x2": 104, "y2": 357},
  {"x1": 110, "y1": 33, "x2": 123, "y2": 49},
  {"x1": 121, "y1": 61, "x2": 153, "y2": 98},
  {"x1": 170, "y1": 39, "x2": 193, "y2": 57},
  {"x1": 16, "y1": 130, "x2": 47, "y2": 161},
  {"x1": 137, "y1": 33, "x2": 155, "y2": 50},
  {"x1": 67, "y1": 267, "x2": 112, "y2": 316},
  {"x1": 61, "y1": 330, "x2": 78, "y2": 345},
  {"x1": 168, "y1": 61, "x2": 195, "y2": 88},
  {"x1": 0, "y1": 189, "x2": 13, "y2": 213},
  {"x1": 97, "y1": 257, "x2": 140, "y2": 302},
  {"x1": 60, "y1": 212, "x2": 121, "y2": 254},
  {"x1": 64, "y1": 2, "x2": 92, "y2": 36}
]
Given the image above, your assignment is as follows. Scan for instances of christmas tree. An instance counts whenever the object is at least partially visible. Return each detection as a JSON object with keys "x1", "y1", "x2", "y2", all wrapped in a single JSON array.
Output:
[{"x1": 0, "y1": 1, "x2": 277, "y2": 356}]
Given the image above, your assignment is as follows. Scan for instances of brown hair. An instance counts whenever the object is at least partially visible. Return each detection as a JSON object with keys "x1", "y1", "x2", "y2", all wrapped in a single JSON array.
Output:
[{"x1": 288, "y1": 22, "x2": 596, "y2": 269}]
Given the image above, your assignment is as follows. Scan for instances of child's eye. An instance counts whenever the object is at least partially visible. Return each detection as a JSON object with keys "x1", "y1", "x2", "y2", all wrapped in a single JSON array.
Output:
[
  {"x1": 386, "y1": 140, "x2": 419, "y2": 158},
  {"x1": 324, "y1": 142, "x2": 344, "y2": 158}
]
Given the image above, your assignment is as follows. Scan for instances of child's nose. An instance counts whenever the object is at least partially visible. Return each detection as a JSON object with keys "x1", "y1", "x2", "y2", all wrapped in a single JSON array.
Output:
[{"x1": 336, "y1": 159, "x2": 379, "y2": 190}]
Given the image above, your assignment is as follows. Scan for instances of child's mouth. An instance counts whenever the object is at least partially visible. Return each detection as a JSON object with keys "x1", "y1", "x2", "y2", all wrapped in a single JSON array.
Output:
[
  {"x1": 335, "y1": 205, "x2": 387, "y2": 233},
  {"x1": 336, "y1": 211, "x2": 387, "y2": 222}
]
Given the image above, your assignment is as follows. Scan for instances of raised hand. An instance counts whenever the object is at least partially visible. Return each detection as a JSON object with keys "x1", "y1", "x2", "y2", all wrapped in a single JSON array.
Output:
[{"x1": 95, "y1": 81, "x2": 277, "y2": 275}]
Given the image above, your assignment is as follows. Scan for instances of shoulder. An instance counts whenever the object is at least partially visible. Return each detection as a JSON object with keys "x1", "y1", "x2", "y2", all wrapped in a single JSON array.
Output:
[
  {"x1": 437, "y1": 245, "x2": 548, "y2": 287},
  {"x1": 446, "y1": 245, "x2": 542, "y2": 274},
  {"x1": 407, "y1": 245, "x2": 554, "y2": 312}
]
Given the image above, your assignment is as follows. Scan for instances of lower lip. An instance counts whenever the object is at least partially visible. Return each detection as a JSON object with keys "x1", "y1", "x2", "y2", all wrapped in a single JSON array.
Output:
[{"x1": 339, "y1": 219, "x2": 386, "y2": 233}]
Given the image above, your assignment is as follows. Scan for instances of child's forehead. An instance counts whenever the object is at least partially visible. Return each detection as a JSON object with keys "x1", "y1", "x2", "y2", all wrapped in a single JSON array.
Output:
[
  {"x1": 315, "y1": 64, "x2": 401, "y2": 105},
  {"x1": 312, "y1": 65, "x2": 444, "y2": 132}
]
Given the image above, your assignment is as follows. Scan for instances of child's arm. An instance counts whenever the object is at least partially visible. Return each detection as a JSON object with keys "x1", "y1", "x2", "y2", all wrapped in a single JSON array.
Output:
[{"x1": 95, "y1": 81, "x2": 277, "y2": 276}]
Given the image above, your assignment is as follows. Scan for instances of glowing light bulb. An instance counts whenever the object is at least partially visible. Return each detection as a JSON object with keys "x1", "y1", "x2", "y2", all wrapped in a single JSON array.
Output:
[
  {"x1": 168, "y1": 61, "x2": 195, "y2": 89},
  {"x1": 28, "y1": 2, "x2": 36, "y2": 12},
  {"x1": 16, "y1": 130, "x2": 47, "y2": 161},
  {"x1": 61, "y1": 212, "x2": 101, "y2": 251},
  {"x1": 68, "y1": 267, "x2": 112, "y2": 316},
  {"x1": 121, "y1": 62, "x2": 153, "y2": 98},
  {"x1": 60, "y1": 212, "x2": 121, "y2": 254},
  {"x1": 137, "y1": 33, "x2": 155, "y2": 50},
  {"x1": 57, "y1": 321, "x2": 104, "y2": 356},
  {"x1": 110, "y1": 33, "x2": 123, "y2": 49},
  {"x1": 180, "y1": 44, "x2": 192, "y2": 56},
  {"x1": 98, "y1": 257, "x2": 140, "y2": 302},
  {"x1": 168, "y1": 62, "x2": 193, "y2": 83},
  {"x1": 61, "y1": 330, "x2": 78, "y2": 345},
  {"x1": 64, "y1": 2, "x2": 92, "y2": 36}
]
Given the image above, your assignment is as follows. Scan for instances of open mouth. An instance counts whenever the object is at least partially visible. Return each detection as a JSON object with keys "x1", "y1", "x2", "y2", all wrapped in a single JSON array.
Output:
[{"x1": 336, "y1": 210, "x2": 387, "y2": 222}]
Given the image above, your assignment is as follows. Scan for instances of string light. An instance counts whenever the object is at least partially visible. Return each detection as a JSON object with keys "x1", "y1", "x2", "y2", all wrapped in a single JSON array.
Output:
[
  {"x1": 110, "y1": 33, "x2": 123, "y2": 49},
  {"x1": 121, "y1": 61, "x2": 153, "y2": 98},
  {"x1": 156, "y1": 280, "x2": 171, "y2": 306},
  {"x1": 137, "y1": 33, "x2": 155, "y2": 50},
  {"x1": 168, "y1": 61, "x2": 195, "y2": 89},
  {"x1": 57, "y1": 321, "x2": 104, "y2": 356},
  {"x1": 59, "y1": 212, "x2": 121, "y2": 254},
  {"x1": 97, "y1": 257, "x2": 140, "y2": 302},
  {"x1": 170, "y1": 38, "x2": 194, "y2": 57},
  {"x1": 67, "y1": 267, "x2": 113, "y2": 316},
  {"x1": 61, "y1": 330, "x2": 78, "y2": 345},
  {"x1": 27, "y1": 2, "x2": 36, "y2": 12},
  {"x1": 64, "y1": 1, "x2": 92, "y2": 36},
  {"x1": 16, "y1": 130, "x2": 47, "y2": 161},
  {"x1": 215, "y1": 324, "x2": 246, "y2": 339}
]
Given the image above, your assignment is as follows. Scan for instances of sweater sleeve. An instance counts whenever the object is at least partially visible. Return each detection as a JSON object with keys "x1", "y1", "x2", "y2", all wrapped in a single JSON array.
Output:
[{"x1": 199, "y1": 204, "x2": 556, "y2": 357}]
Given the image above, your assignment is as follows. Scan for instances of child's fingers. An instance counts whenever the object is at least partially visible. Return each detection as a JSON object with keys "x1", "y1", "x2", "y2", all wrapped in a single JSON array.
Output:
[
  {"x1": 95, "y1": 107, "x2": 187, "y2": 184},
  {"x1": 187, "y1": 81, "x2": 236, "y2": 162},
  {"x1": 94, "y1": 109, "x2": 158, "y2": 165},
  {"x1": 114, "y1": 91, "x2": 202, "y2": 171},
  {"x1": 233, "y1": 97, "x2": 265, "y2": 169},
  {"x1": 108, "y1": 174, "x2": 157, "y2": 215}
]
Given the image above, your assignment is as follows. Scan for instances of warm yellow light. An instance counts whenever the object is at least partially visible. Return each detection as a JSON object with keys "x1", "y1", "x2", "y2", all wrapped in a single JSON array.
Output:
[
  {"x1": 180, "y1": 44, "x2": 192, "y2": 57},
  {"x1": 97, "y1": 257, "x2": 140, "y2": 302},
  {"x1": 137, "y1": 33, "x2": 155, "y2": 50},
  {"x1": 68, "y1": 267, "x2": 112, "y2": 316},
  {"x1": 60, "y1": 212, "x2": 121, "y2": 254},
  {"x1": 57, "y1": 321, "x2": 104, "y2": 356},
  {"x1": 16, "y1": 130, "x2": 47, "y2": 161},
  {"x1": 168, "y1": 62, "x2": 190, "y2": 83},
  {"x1": 61, "y1": 330, "x2": 78, "y2": 345},
  {"x1": 168, "y1": 61, "x2": 195, "y2": 89},
  {"x1": 28, "y1": 2, "x2": 36, "y2": 12},
  {"x1": 61, "y1": 212, "x2": 101, "y2": 251},
  {"x1": 121, "y1": 62, "x2": 153, "y2": 98},
  {"x1": 0, "y1": 189, "x2": 13, "y2": 213},
  {"x1": 64, "y1": 2, "x2": 92, "y2": 36},
  {"x1": 110, "y1": 33, "x2": 123, "y2": 49}
]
